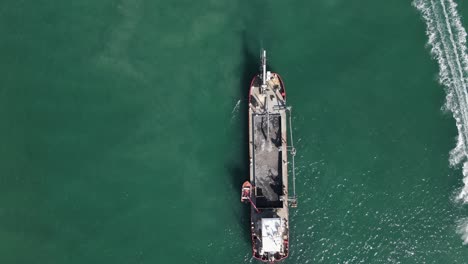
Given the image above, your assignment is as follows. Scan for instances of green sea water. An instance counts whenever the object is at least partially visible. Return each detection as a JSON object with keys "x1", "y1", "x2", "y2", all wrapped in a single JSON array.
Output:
[{"x1": 2, "y1": 0, "x2": 468, "y2": 263}]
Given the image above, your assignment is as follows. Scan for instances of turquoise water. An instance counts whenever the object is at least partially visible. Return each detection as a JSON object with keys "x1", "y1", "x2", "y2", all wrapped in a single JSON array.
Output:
[{"x1": 1, "y1": 0, "x2": 468, "y2": 263}]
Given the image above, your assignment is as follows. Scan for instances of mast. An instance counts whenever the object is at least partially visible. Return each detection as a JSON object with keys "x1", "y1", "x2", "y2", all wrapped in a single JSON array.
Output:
[
  {"x1": 261, "y1": 50, "x2": 267, "y2": 85},
  {"x1": 261, "y1": 50, "x2": 267, "y2": 94}
]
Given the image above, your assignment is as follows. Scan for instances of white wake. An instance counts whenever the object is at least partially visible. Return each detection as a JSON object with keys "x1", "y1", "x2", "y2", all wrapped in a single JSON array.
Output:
[
  {"x1": 457, "y1": 217, "x2": 468, "y2": 245},
  {"x1": 230, "y1": 99, "x2": 242, "y2": 122},
  {"x1": 414, "y1": 0, "x2": 468, "y2": 244},
  {"x1": 414, "y1": 0, "x2": 468, "y2": 202},
  {"x1": 231, "y1": 99, "x2": 242, "y2": 114}
]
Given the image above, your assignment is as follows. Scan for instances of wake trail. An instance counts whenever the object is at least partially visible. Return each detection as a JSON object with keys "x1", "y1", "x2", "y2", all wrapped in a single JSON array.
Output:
[
  {"x1": 414, "y1": 0, "x2": 468, "y2": 244},
  {"x1": 457, "y1": 217, "x2": 468, "y2": 245},
  {"x1": 232, "y1": 99, "x2": 242, "y2": 114},
  {"x1": 230, "y1": 99, "x2": 242, "y2": 122},
  {"x1": 414, "y1": 0, "x2": 468, "y2": 202}
]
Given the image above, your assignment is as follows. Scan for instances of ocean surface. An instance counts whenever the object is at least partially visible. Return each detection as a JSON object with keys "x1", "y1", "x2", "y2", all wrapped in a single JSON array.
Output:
[{"x1": 2, "y1": 0, "x2": 468, "y2": 263}]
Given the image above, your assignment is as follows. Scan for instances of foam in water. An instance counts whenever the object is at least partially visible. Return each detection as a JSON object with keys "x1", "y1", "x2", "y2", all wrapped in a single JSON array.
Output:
[
  {"x1": 232, "y1": 99, "x2": 242, "y2": 114},
  {"x1": 413, "y1": 0, "x2": 468, "y2": 203},
  {"x1": 456, "y1": 218, "x2": 468, "y2": 245},
  {"x1": 230, "y1": 99, "x2": 242, "y2": 122}
]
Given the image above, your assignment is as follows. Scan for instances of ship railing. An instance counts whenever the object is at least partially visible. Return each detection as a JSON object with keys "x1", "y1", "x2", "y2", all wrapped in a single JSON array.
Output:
[
  {"x1": 272, "y1": 105, "x2": 287, "y2": 110},
  {"x1": 286, "y1": 106, "x2": 297, "y2": 208}
]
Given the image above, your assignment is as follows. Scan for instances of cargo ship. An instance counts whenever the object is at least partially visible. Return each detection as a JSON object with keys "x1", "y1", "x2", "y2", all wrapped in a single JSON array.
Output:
[{"x1": 241, "y1": 50, "x2": 297, "y2": 262}]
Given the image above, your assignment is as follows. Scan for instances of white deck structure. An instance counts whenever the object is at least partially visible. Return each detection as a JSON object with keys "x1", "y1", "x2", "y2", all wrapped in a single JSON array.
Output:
[{"x1": 261, "y1": 218, "x2": 283, "y2": 253}]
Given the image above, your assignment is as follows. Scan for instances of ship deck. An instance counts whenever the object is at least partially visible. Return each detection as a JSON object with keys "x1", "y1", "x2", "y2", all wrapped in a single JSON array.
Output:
[
  {"x1": 248, "y1": 71, "x2": 290, "y2": 261},
  {"x1": 252, "y1": 113, "x2": 283, "y2": 208}
]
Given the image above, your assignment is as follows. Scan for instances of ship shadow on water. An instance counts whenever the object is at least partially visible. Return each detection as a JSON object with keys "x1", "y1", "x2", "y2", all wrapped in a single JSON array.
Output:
[{"x1": 226, "y1": 39, "x2": 259, "y2": 245}]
